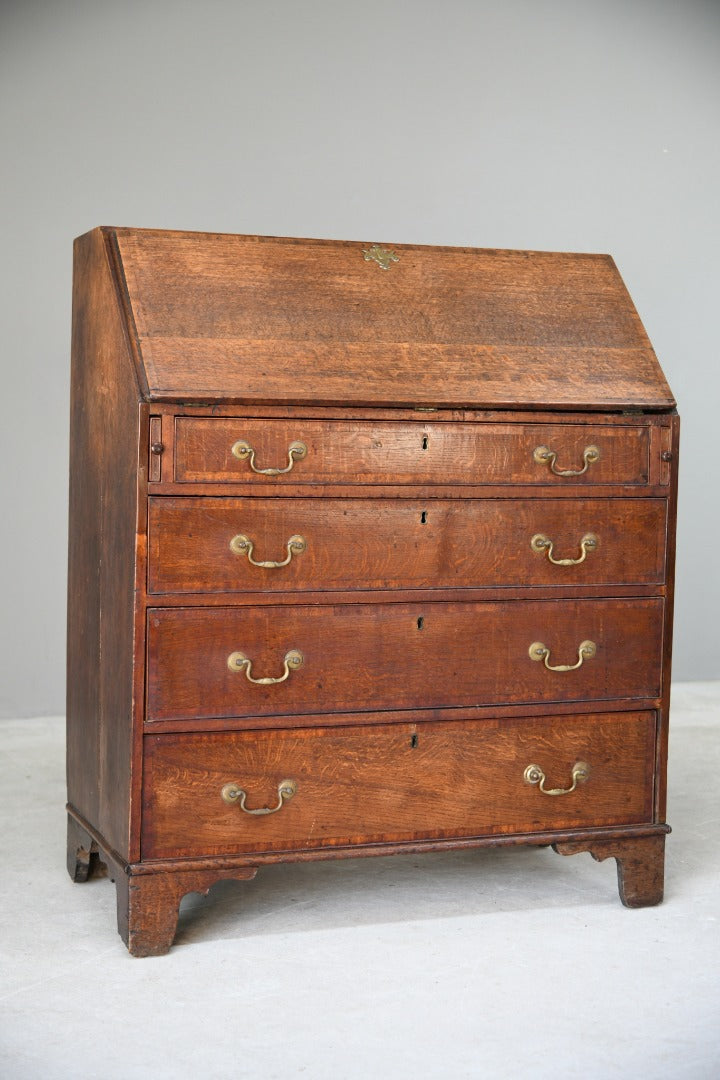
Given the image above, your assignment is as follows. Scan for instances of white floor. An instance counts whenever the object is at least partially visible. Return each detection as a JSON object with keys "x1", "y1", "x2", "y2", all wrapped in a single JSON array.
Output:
[{"x1": 0, "y1": 683, "x2": 718, "y2": 1080}]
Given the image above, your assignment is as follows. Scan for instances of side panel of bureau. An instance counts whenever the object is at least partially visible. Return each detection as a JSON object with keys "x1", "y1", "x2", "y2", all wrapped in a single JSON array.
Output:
[
  {"x1": 67, "y1": 229, "x2": 144, "y2": 861},
  {"x1": 655, "y1": 411, "x2": 680, "y2": 821},
  {"x1": 141, "y1": 711, "x2": 657, "y2": 859}
]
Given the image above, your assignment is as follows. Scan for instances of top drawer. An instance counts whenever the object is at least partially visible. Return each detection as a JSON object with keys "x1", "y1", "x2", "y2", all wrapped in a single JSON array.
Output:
[{"x1": 173, "y1": 418, "x2": 650, "y2": 487}]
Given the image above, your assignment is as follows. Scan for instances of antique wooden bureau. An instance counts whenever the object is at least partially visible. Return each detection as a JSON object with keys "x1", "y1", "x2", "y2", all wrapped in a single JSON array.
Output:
[{"x1": 67, "y1": 227, "x2": 678, "y2": 956}]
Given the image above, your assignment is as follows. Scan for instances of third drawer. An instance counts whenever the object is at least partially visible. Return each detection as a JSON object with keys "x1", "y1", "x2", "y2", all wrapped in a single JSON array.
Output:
[{"x1": 146, "y1": 598, "x2": 664, "y2": 723}]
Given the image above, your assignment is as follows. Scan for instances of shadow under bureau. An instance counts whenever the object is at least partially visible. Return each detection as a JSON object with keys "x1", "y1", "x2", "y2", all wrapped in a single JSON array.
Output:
[{"x1": 67, "y1": 228, "x2": 678, "y2": 956}]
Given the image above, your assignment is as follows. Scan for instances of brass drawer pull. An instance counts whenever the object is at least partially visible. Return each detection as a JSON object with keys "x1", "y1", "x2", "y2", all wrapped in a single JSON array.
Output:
[
  {"x1": 221, "y1": 778, "x2": 298, "y2": 814},
  {"x1": 529, "y1": 639, "x2": 596, "y2": 671},
  {"x1": 227, "y1": 649, "x2": 303, "y2": 683},
  {"x1": 533, "y1": 444, "x2": 600, "y2": 477},
  {"x1": 231, "y1": 439, "x2": 307, "y2": 475},
  {"x1": 230, "y1": 533, "x2": 306, "y2": 567},
  {"x1": 524, "y1": 761, "x2": 590, "y2": 796},
  {"x1": 530, "y1": 532, "x2": 598, "y2": 565}
]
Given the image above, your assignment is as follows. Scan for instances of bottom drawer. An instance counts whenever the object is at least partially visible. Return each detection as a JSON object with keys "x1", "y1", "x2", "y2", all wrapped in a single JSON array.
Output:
[{"x1": 141, "y1": 712, "x2": 656, "y2": 860}]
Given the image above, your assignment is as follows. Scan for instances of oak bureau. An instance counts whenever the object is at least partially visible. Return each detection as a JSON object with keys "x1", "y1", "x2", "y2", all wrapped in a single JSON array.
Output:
[{"x1": 67, "y1": 228, "x2": 678, "y2": 956}]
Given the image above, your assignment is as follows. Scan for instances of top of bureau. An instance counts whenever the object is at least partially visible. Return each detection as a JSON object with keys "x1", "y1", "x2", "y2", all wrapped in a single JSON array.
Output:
[{"x1": 84, "y1": 226, "x2": 675, "y2": 412}]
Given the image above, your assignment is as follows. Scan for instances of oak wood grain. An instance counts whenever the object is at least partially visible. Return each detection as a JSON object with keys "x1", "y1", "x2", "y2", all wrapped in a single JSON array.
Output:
[
  {"x1": 68, "y1": 226, "x2": 678, "y2": 951},
  {"x1": 146, "y1": 598, "x2": 664, "y2": 723},
  {"x1": 147, "y1": 496, "x2": 667, "y2": 594},
  {"x1": 111, "y1": 228, "x2": 675, "y2": 411},
  {"x1": 553, "y1": 833, "x2": 665, "y2": 907},
  {"x1": 67, "y1": 228, "x2": 143, "y2": 860},
  {"x1": 173, "y1": 418, "x2": 650, "y2": 486},
  {"x1": 143, "y1": 696, "x2": 662, "y2": 736},
  {"x1": 116, "y1": 866, "x2": 258, "y2": 957},
  {"x1": 655, "y1": 412, "x2": 680, "y2": 820},
  {"x1": 157, "y1": 401, "x2": 678, "y2": 425},
  {"x1": 141, "y1": 711, "x2": 656, "y2": 859}
]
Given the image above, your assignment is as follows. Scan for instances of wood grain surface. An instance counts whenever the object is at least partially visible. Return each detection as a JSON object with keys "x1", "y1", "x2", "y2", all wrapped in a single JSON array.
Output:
[
  {"x1": 111, "y1": 228, "x2": 675, "y2": 411},
  {"x1": 173, "y1": 417, "x2": 650, "y2": 486},
  {"x1": 554, "y1": 833, "x2": 666, "y2": 907},
  {"x1": 141, "y1": 711, "x2": 657, "y2": 859},
  {"x1": 68, "y1": 227, "x2": 678, "y2": 951},
  {"x1": 116, "y1": 863, "x2": 258, "y2": 957},
  {"x1": 146, "y1": 598, "x2": 664, "y2": 722},
  {"x1": 147, "y1": 495, "x2": 667, "y2": 594},
  {"x1": 67, "y1": 228, "x2": 143, "y2": 859}
]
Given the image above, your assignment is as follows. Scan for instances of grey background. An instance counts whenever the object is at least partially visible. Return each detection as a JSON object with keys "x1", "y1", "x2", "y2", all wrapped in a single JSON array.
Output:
[{"x1": 1, "y1": 0, "x2": 718, "y2": 717}]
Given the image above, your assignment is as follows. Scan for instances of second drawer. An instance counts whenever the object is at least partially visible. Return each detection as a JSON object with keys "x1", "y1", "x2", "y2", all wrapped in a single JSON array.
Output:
[
  {"x1": 146, "y1": 598, "x2": 664, "y2": 722},
  {"x1": 147, "y1": 496, "x2": 667, "y2": 594}
]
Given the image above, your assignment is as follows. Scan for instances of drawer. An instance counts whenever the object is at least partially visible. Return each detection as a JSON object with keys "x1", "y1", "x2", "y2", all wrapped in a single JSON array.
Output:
[
  {"x1": 173, "y1": 418, "x2": 650, "y2": 486},
  {"x1": 146, "y1": 598, "x2": 663, "y2": 723},
  {"x1": 148, "y1": 496, "x2": 667, "y2": 594},
  {"x1": 141, "y1": 711, "x2": 657, "y2": 858}
]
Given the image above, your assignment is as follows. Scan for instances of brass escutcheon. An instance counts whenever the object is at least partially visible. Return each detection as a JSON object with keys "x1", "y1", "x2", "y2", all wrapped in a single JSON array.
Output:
[
  {"x1": 523, "y1": 761, "x2": 590, "y2": 796},
  {"x1": 231, "y1": 439, "x2": 307, "y2": 475},
  {"x1": 530, "y1": 532, "x2": 598, "y2": 566},
  {"x1": 221, "y1": 779, "x2": 298, "y2": 814},
  {"x1": 230, "y1": 533, "x2": 306, "y2": 568},
  {"x1": 227, "y1": 649, "x2": 304, "y2": 684},
  {"x1": 533, "y1": 444, "x2": 600, "y2": 477},
  {"x1": 363, "y1": 244, "x2": 399, "y2": 270}
]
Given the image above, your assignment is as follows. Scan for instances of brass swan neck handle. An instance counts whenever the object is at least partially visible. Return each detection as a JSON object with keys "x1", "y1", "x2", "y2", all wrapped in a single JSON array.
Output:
[
  {"x1": 221, "y1": 779, "x2": 297, "y2": 814},
  {"x1": 230, "y1": 533, "x2": 306, "y2": 568},
  {"x1": 529, "y1": 640, "x2": 597, "y2": 672},
  {"x1": 530, "y1": 532, "x2": 598, "y2": 566},
  {"x1": 227, "y1": 649, "x2": 304, "y2": 684},
  {"x1": 533, "y1": 444, "x2": 600, "y2": 477},
  {"x1": 524, "y1": 762, "x2": 590, "y2": 796},
  {"x1": 231, "y1": 439, "x2": 307, "y2": 476}
]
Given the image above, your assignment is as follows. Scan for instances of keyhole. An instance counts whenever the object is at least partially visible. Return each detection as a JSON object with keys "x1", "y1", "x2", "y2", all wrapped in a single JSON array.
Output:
[
  {"x1": 410, "y1": 733, "x2": 419, "y2": 749},
  {"x1": 420, "y1": 511, "x2": 428, "y2": 524},
  {"x1": 417, "y1": 616, "x2": 424, "y2": 630},
  {"x1": 421, "y1": 435, "x2": 429, "y2": 450}
]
